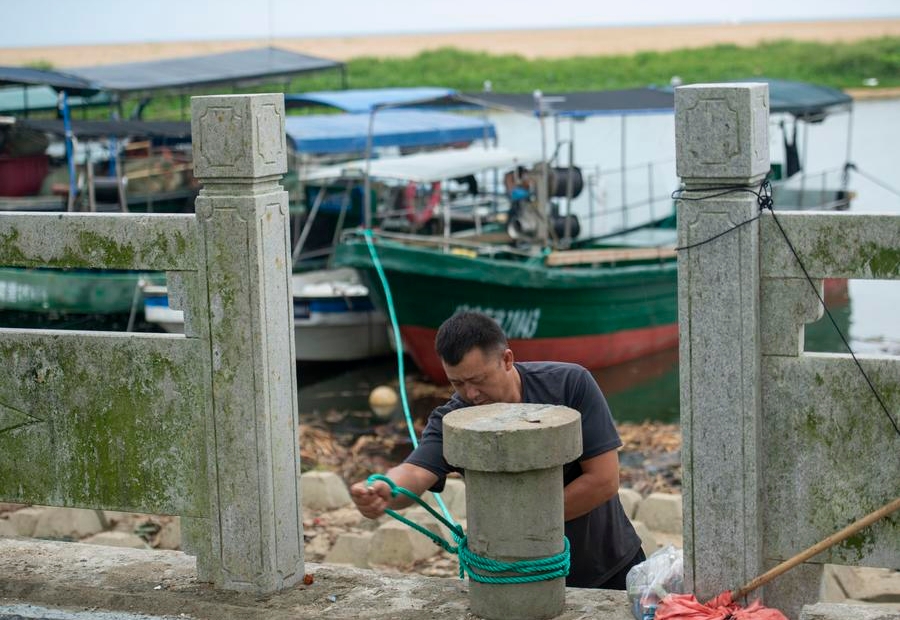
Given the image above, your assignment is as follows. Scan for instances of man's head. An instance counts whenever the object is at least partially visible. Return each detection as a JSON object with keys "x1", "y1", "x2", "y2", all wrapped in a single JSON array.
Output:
[{"x1": 435, "y1": 311, "x2": 520, "y2": 405}]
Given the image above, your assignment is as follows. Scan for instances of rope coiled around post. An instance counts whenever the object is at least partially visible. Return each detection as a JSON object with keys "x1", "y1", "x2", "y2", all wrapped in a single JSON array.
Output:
[{"x1": 367, "y1": 474, "x2": 570, "y2": 584}]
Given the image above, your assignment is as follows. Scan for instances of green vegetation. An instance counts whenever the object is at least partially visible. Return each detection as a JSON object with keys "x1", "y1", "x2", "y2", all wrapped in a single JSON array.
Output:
[
  {"x1": 39, "y1": 36, "x2": 900, "y2": 120},
  {"x1": 339, "y1": 37, "x2": 900, "y2": 92},
  {"x1": 24, "y1": 59, "x2": 55, "y2": 71}
]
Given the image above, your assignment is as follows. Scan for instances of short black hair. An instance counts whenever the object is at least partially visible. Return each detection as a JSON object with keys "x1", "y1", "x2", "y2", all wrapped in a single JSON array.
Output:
[{"x1": 435, "y1": 311, "x2": 508, "y2": 366}]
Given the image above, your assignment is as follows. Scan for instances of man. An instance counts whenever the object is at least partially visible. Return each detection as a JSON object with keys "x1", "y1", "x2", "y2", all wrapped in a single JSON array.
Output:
[{"x1": 350, "y1": 311, "x2": 644, "y2": 589}]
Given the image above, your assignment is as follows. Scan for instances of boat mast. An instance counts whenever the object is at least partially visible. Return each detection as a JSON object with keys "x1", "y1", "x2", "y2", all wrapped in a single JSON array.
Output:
[
  {"x1": 58, "y1": 90, "x2": 77, "y2": 211},
  {"x1": 534, "y1": 90, "x2": 550, "y2": 247},
  {"x1": 363, "y1": 108, "x2": 376, "y2": 229}
]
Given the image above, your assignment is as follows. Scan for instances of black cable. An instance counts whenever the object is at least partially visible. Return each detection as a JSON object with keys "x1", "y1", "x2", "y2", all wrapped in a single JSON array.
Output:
[
  {"x1": 674, "y1": 212, "x2": 763, "y2": 251},
  {"x1": 672, "y1": 181, "x2": 770, "y2": 252}
]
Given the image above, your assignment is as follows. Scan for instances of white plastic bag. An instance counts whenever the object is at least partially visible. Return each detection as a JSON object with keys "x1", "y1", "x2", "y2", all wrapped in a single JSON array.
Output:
[{"x1": 625, "y1": 545, "x2": 684, "y2": 620}]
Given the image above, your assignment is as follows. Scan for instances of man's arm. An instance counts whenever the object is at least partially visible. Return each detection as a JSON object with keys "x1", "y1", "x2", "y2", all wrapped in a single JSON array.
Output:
[
  {"x1": 350, "y1": 462, "x2": 440, "y2": 519},
  {"x1": 563, "y1": 450, "x2": 620, "y2": 521}
]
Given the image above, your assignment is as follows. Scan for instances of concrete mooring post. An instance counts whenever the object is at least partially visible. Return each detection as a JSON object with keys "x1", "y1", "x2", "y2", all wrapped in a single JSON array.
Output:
[{"x1": 443, "y1": 403, "x2": 582, "y2": 620}]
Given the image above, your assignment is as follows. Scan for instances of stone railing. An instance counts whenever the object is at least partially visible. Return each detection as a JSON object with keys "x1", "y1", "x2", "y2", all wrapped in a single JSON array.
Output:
[
  {"x1": 0, "y1": 94, "x2": 304, "y2": 594},
  {"x1": 675, "y1": 83, "x2": 899, "y2": 619}
]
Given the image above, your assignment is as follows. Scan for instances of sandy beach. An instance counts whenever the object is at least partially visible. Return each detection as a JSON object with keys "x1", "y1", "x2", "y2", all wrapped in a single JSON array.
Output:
[{"x1": 2, "y1": 18, "x2": 899, "y2": 68}]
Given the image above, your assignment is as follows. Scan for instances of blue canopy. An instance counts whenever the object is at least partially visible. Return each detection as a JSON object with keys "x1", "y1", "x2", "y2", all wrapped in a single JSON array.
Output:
[
  {"x1": 284, "y1": 87, "x2": 458, "y2": 113},
  {"x1": 284, "y1": 110, "x2": 496, "y2": 154}
]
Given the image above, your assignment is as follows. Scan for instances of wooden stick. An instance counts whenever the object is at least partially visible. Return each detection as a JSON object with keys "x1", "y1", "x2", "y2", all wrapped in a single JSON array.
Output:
[{"x1": 733, "y1": 496, "x2": 900, "y2": 600}]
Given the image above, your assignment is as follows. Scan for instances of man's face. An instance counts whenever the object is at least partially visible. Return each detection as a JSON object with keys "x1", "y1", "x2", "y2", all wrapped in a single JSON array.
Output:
[{"x1": 443, "y1": 346, "x2": 516, "y2": 405}]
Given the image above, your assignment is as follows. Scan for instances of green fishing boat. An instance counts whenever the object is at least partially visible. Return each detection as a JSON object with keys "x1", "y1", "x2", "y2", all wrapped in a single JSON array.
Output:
[
  {"x1": 0, "y1": 267, "x2": 162, "y2": 316},
  {"x1": 333, "y1": 222, "x2": 679, "y2": 383}
]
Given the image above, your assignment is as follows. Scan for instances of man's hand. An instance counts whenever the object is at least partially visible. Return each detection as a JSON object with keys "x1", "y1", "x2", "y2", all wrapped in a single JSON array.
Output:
[
  {"x1": 350, "y1": 479, "x2": 393, "y2": 519},
  {"x1": 349, "y1": 463, "x2": 440, "y2": 520}
]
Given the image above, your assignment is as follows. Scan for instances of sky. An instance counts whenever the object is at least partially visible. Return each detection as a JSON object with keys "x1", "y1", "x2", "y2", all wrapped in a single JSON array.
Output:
[{"x1": 4, "y1": 0, "x2": 900, "y2": 48}]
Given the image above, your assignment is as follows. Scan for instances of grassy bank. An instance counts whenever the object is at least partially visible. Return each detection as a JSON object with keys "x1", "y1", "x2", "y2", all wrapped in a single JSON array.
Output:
[
  {"x1": 338, "y1": 36, "x2": 900, "y2": 92},
  {"x1": 48, "y1": 36, "x2": 900, "y2": 120}
]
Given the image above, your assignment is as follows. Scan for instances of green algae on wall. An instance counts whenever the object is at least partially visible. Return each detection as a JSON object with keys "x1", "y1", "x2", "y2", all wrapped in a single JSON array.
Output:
[
  {"x1": 762, "y1": 354, "x2": 900, "y2": 566},
  {"x1": 0, "y1": 331, "x2": 209, "y2": 516}
]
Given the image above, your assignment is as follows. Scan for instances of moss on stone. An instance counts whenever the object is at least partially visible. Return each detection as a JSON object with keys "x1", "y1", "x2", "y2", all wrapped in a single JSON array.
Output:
[
  {"x1": 859, "y1": 243, "x2": 900, "y2": 279},
  {"x1": 0, "y1": 334, "x2": 207, "y2": 515}
]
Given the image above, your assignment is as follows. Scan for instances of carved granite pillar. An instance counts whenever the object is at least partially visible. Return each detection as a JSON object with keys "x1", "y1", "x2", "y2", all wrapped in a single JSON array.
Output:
[
  {"x1": 190, "y1": 94, "x2": 303, "y2": 593},
  {"x1": 675, "y1": 84, "x2": 768, "y2": 602}
]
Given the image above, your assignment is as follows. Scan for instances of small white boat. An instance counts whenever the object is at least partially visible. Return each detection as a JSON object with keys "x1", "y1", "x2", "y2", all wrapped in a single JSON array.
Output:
[
  {"x1": 289, "y1": 268, "x2": 391, "y2": 362},
  {"x1": 141, "y1": 268, "x2": 391, "y2": 362}
]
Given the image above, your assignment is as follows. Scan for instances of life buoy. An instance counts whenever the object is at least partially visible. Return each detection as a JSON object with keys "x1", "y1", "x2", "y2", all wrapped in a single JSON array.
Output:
[{"x1": 404, "y1": 181, "x2": 441, "y2": 225}]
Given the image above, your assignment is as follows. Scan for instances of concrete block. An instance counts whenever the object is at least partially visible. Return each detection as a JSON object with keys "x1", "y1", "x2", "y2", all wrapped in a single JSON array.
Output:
[
  {"x1": 155, "y1": 518, "x2": 181, "y2": 550},
  {"x1": 423, "y1": 477, "x2": 467, "y2": 520},
  {"x1": 301, "y1": 471, "x2": 352, "y2": 511},
  {"x1": 400, "y1": 507, "x2": 464, "y2": 543},
  {"x1": 191, "y1": 93, "x2": 287, "y2": 180},
  {"x1": 630, "y1": 520, "x2": 658, "y2": 557},
  {"x1": 820, "y1": 564, "x2": 848, "y2": 603},
  {"x1": 324, "y1": 532, "x2": 373, "y2": 568},
  {"x1": 81, "y1": 531, "x2": 147, "y2": 549},
  {"x1": 305, "y1": 533, "x2": 333, "y2": 558},
  {"x1": 652, "y1": 530, "x2": 684, "y2": 551},
  {"x1": 801, "y1": 603, "x2": 900, "y2": 620},
  {"x1": 101, "y1": 511, "x2": 136, "y2": 526},
  {"x1": 32, "y1": 507, "x2": 103, "y2": 539},
  {"x1": 367, "y1": 520, "x2": 439, "y2": 566},
  {"x1": 399, "y1": 507, "x2": 444, "y2": 539},
  {"x1": 619, "y1": 487, "x2": 642, "y2": 519},
  {"x1": 7, "y1": 507, "x2": 49, "y2": 537},
  {"x1": 675, "y1": 83, "x2": 769, "y2": 182},
  {"x1": 824, "y1": 565, "x2": 900, "y2": 603},
  {"x1": 635, "y1": 492, "x2": 683, "y2": 535}
]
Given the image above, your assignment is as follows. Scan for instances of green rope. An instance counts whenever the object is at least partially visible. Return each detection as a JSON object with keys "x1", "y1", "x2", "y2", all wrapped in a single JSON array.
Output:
[
  {"x1": 361, "y1": 229, "x2": 569, "y2": 585},
  {"x1": 367, "y1": 474, "x2": 570, "y2": 584},
  {"x1": 362, "y1": 229, "x2": 455, "y2": 523}
]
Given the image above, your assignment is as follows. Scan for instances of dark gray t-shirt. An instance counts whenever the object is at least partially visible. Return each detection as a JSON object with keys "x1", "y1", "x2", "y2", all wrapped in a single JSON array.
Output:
[{"x1": 404, "y1": 360, "x2": 642, "y2": 587}]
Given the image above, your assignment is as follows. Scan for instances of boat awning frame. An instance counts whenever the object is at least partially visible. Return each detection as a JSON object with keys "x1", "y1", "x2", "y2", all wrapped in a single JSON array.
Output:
[
  {"x1": 301, "y1": 146, "x2": 540, "y2": 184},
  {"x1": 461, "y1": 79, "x2": 853, "y2": 120},
  {"x1": 63, "y1": 47, "x2": 344, "y2": 96},
  {"x1": 0, "y1": 66, "x2": 102, "y2": 96},
  {"x1": 12, "y1": 118, "x2": 193, "y2": 140},
  {"x1": 284, "y1": 109, "x2": 496, "y2": 155},
  {"x1": 285, "y1": 87, "x2": 462, "y2": 113}
]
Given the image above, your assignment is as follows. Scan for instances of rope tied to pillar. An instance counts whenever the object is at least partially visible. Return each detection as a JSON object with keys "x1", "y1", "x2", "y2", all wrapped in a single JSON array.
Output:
[{"x1": 367, "y1": 474, "x2": 571, "y2": 584}]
